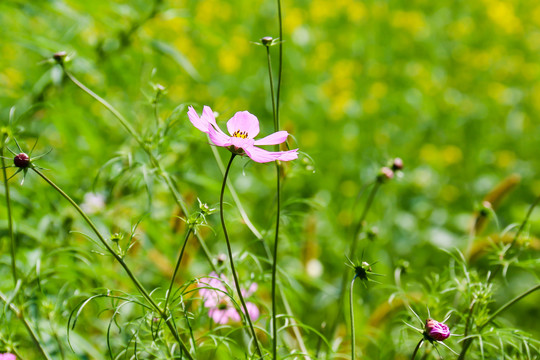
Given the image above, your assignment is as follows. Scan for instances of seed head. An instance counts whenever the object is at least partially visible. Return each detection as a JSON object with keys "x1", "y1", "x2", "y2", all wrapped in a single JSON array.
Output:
[{"x1": 14, "y1": 153, "x2": 30, "y2": 168}]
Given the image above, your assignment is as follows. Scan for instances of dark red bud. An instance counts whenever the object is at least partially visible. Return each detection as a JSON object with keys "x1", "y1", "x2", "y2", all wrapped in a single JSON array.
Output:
[{"x1": 14, "y1": 153, "x2": 30, "y2": 168}]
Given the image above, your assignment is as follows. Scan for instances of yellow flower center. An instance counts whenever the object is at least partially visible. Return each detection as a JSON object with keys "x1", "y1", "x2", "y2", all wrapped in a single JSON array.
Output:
[{"x1": 232, "y1": 130, "x2": 248, "y2": 139}]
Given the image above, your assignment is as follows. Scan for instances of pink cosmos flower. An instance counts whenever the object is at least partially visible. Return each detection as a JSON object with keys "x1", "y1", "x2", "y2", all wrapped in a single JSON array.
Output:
[
  {"x1": 425, "y1": 319, "x2": 451, "y2": 341},
  {"x1": 188, "y1": 106, "x2": 298, "y2": 163},
  {"x1": 0, "y1": 354, "x2": 16, "y2": 360},
  {"x1": 198, "y1": 272, "x2": 260, "y2": 325}
]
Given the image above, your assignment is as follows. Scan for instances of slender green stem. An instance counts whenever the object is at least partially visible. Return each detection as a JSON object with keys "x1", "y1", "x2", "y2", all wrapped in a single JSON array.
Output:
[
  {"x1": 509, "y1": 195, "x2": 540, "y2": 249},
  {"x1": 481, "y1": 283, "x2": 540, "y2": 330},
  {"x1": 163, "y1": 225, "x2": 194, "y2": 313},
  {"x1": 324, "y1": 181, "x2": 381, "y2": 352},
  {"x1": 32, "y1": 168, "x2": 194, "y2": 360},
  {"x1": 349, "y1": 182, "x2": 381, "y2": 258},
  {"x1": 276, "y1": 0, "x2": 283, "y2": 125},
  {"x1": 265, "y1": 43, "x2": 281, "y2": 359},
  {"x1": 220, "y1": 154, "x2": 263, "y2": 358},
  {"x1": 210, "y1": 145, "x2": 263, "y2": 240},
  {"x1": 349, "y1": 277, "x2": 357, "y2": 360},
  {"x1": 215, "y1": 136, "x2": 308, "y2": 355},
  {"x1": 266, "y1": 47, "x2": 278, "y2": 131},
  {"x1": 411, "y1": 339, "x2": 424, "y2": 360},
  {"x1": 458, "y1": 283, "x2": 540, "y2": 359},
  {"x1": 489, "y1": 195, "x2": 540, "y2": 282},
  {"x1": 60, "y1": 65, "x2": 217, "y2": 273},
  {"x1": 272, "y1": 162, "x2": 281, "y2": 358},
  {"x1": 0, "y1": 290, "x2": 53, "y2": 360},
  {"x1": 1, "y1": 137, "x2": 17, "y2": 286}
]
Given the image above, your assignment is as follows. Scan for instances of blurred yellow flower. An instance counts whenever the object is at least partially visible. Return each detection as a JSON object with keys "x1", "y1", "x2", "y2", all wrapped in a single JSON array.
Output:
[
  {"x1": 391, "y1": 11, "x2": 426, "y2": 36},
  {"x1": 486, "y1": 1, "x2": 522, "y2": 34}
]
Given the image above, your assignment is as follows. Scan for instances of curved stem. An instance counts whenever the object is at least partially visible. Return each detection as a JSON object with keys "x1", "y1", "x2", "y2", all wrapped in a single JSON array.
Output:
[
  {"x1": 458, "y1": 283, "x2": 540, "y2": 359},
  {"x1": 163, "y1": 225, "x2": 194, "y2": 313},
  {"x1": 509, "y1": 195, "x2": 540, "y2": 249},
  {"x1": 411, "y1": 339, "x2": 424, "y2": 360},
  {"x1": 60, "y1": 65, "x2": 217, "y2": 274},
  {"x1": 32, "y1": 168, "x2": 194, "y2": 360},
  {"x1": 1, "y1": 137, "x2": 17, "y2": 286},
  {"x1": 489, "y1": 195, "x2": 540, "y2": 282},
  {"x1": 481, "y1": 283, "x2": 540, "y2": 330},
  {"x1": 220, "y1": 154, "x2": 264, "y2": 358},
  {"x1": 210, "y1": 144, "x2": 263, "y2": 240},
  {"x1": 349, "y1": 277, "x2": 357, "y2": 360},
  {"x1": 0, "y1": 290, "x2": 53, "y2": 360},
  {"x1": 323, "y1": 181, "x2": 381, "y2": 352}
]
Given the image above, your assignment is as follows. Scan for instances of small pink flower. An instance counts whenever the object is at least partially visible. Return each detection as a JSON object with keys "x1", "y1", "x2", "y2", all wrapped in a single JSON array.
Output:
[
  {"x1": 188, "y1": 106, "x2": 298, "y2": 163},
  {"x1": 425, "y1": 319, "x2": 451, "y2": 341},
  {"x1": 198, "y1": 272, "x2": 260, "y2": 324},
  {"x1": 0, "y1": 353, "x2": 16, "y2": 360}
]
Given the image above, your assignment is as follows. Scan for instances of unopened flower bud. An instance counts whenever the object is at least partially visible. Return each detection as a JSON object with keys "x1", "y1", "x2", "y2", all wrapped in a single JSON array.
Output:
[
  {"x1": 479, "y1": 201, "x2": 492, "y2": 217},
  {"x1": 14, "y1": 153, "x2": 30, "y2": 168},
  {"x1": 216, "y1": 253, "x2": 227, "y2": 265},
  {"x1": 367, "y1": 226, "x2": 378, "y2": 241},
  {"x1": 261, "y1": 36, "x2": 273, "y2": 46},
  {"x1": 53, "y1": 51, "x2": 67, "y2": 64},
  {"x1": 377, "y1": 167, "x2": 394, "y2": 182},
  {"x1": 111, "y1": 233, "x2": 122, "y2": 243},
  {"x1": 425, "y1": 319, "x2": 450, "y2": 341},
  {"x1": 391, "y1": 157, "x2": 403, "y2": 171}
]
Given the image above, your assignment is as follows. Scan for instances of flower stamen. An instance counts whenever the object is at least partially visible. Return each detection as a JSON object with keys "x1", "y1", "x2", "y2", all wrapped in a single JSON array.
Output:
[{"x1": 232, "y1": 130, "x2": 248, "y2": 139}]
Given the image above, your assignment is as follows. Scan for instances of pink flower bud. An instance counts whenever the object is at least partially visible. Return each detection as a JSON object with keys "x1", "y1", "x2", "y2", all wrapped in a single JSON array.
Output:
[
  {"x1": 14, "y1": 153, "x2": 30, "y2": 168},
  {"x1": 392, "y1": 157, "x2": 404, "y2": 171},
  {"x1": 377, "y1": 166, "x2": 394, "y2": 182},
  {"x1": 425, "y1": 319, "x2": 450, "y2": 341}
]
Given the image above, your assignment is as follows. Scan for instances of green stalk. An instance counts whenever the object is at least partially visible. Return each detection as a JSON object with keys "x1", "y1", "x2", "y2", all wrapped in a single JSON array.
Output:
[
  {"x1": 210, "y1": 145, "x2": 263, "y2": 240},
  {"x1": 324, "y1": 181, "x2": 381, "y2": 352},
  {"x1": 1, "y1": 135, "x2": 17, "y2": 286},
  {"x1": 32, "y1": 168, "x2": 194, "y2": 360},
  {"x1": 59, "y1": 64, "x2": 217, "y2": 273},
  {"x1": 488, "y1": 195, "x2": 540, "y2": 282},
  {"x1": 0, "y1": 290, "x2": 53, "y2": 360},
  {"x1": 276, "y1": 0, "x2": 283, "y2": 125},
  {"x1": 411, "y1": 339, "x2": 424, "y2": 360},
  {"x1": 265, "y1": 44, "x2": 281, "y2": 359},
  {"x1": 509, "y1": 195, "x2": 540, "y2": 249},
  {"x1": 458, "y1": 283, "x2": 540, "y2": 359},
  {"x1": 349, "y1": 277, "x2": 357, "y2": 360},
  {"x1": 220, "y1": 154, "x2": 263, "y2": 358},
  {"x1": 163, "y1": 224, "x2": 194, "y2": 313}
]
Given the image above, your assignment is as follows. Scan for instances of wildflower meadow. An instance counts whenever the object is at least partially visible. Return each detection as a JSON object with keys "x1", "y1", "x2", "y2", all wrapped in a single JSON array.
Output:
[{"x1": 1, "y1": 0, "x2": 540, "y2": 359}]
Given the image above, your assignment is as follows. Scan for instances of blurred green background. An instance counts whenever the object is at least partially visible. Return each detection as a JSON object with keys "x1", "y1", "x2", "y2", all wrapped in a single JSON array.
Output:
[{"x1": 1, "y1": 0, "x2": 539, "y2": 358}]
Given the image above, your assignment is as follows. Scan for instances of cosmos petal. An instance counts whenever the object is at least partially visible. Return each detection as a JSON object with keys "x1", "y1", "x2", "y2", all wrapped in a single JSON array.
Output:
[
  {"x1": 244, "y1": 146, "x2": 282, "y2": 163},
  {"x1": 188, "y1": 106, "x2": 210, "y2": 133},
  {"x1": 202, "y1": 106, "x2": 228, "y2": 135},
  {"x1": 208, "y1": 127, "x2": 232, "y2": 147},
  {"x1": 277, "y1": 149, "x2": 299, "y2": 161},
  {"x1": 227, "y1": 111, "x2": 260, "y2": 138},
  {"x1": 253, "y1": 131, "x2": 289, "y2": 146}
]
